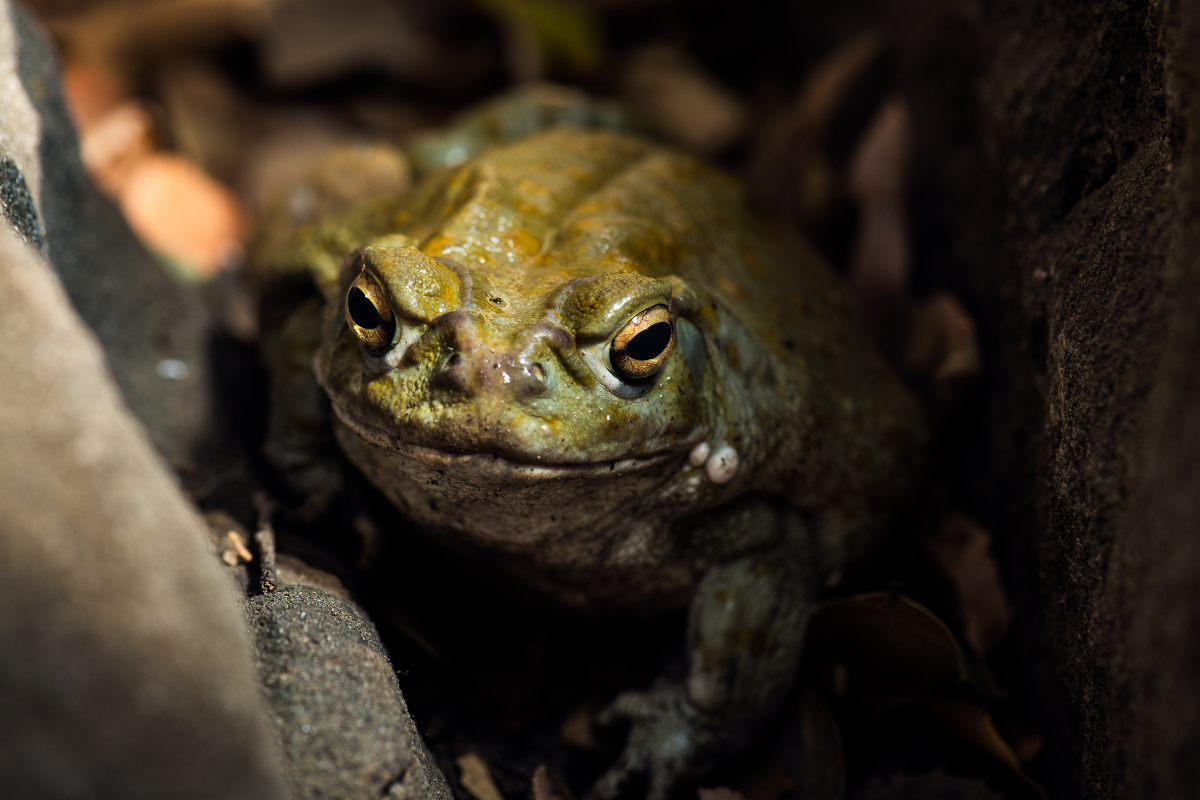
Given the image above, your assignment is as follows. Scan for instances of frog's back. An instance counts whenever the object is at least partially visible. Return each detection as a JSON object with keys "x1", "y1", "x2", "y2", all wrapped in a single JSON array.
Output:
[{"x1": 399, "y1": 127, "x2": 866, "y2": 364}]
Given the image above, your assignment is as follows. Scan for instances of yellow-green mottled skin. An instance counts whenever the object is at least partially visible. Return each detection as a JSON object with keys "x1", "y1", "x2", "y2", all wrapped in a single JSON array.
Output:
[{"x1": 265, "y1": 120, "x2": 925, "y2": 800}]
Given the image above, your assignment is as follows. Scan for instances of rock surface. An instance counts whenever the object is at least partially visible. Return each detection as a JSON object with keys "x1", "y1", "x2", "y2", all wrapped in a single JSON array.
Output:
[
  {"x1": 0, "y1": 1, "x2": 218, "y2": 467},
  {"x1": 0, "y1": 225, "x2": 288, "y2": 799},
  {"x1": 245, "y1": 582, "x2": 452, "y2": 800},
  {"x1": 875, "y1": 0, "x2": 1200, "y2": 797}
]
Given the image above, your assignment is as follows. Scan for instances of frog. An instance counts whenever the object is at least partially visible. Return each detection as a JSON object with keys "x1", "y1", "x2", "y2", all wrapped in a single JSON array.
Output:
[{"x1": 257, "y1": 86, "x2": 927, "y2": 800}]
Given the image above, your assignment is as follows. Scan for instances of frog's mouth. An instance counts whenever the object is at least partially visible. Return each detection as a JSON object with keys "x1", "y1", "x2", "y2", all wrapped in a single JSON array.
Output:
[{"x1": 329, "y1": 401, "x2": 703, "y2": 480}]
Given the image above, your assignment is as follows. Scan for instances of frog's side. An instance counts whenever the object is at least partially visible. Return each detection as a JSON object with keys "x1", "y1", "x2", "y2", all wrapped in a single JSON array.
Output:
[{"x1": 263, "y1": 116, "x2": 925, "y2": 799}]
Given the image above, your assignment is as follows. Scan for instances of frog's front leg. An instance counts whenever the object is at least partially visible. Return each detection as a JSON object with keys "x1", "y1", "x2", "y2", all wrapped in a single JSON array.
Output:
[{"x1": 592, "y1": 506, "x2": 816, "y2": 800}]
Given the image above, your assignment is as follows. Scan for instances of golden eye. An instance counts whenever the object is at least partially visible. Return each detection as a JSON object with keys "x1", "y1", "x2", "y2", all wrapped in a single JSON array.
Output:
[
  {"x1": 345, "y1": 273, "x2": 396, "y2": 354},
  {"x1": 610, "y1": 304, "x2": 675, "y2": 382}
]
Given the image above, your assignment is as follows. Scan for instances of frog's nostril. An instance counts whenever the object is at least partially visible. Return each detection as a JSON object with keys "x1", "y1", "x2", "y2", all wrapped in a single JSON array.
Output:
[
  {"x1": 514, "y1": 362, "x2": 549, "y2": 397},
  {"x1": 433, "y1": 351, "x2": 471, "y2": 394}
]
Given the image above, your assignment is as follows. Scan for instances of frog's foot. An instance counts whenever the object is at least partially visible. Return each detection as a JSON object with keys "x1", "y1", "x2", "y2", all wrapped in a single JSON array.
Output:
[{"x1": 589, "y1": 684, "x2": 724, "y2": 800}]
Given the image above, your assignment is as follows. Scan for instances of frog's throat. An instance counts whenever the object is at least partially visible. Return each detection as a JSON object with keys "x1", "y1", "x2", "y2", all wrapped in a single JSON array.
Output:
[{"x1": 328, "y1": 400, "x2": 704, "y2": 479}]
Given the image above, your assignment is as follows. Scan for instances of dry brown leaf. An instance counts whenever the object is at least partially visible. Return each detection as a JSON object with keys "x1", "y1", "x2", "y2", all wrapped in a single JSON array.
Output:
[
  {"x1": 47, "y1": 0, "x2": 277, "y2": 70},
  {"x1": 532, "y1": 765, "x2": 554, "y2": 800},
  {"x1": 903, "y1": 293, "x2": 983, "y2": 408},
  {"x1": 456, "y1": 753, "x2": 505, "y2": 800},
  {"x1": 921, "y1": 511, "x2": 1011, "y2": 658},
  {"x1": 847, "y1": 97, "x2": 912, "y2": 312},
  {"x1": 158, "y1": 59, "x2": 249, "y2": 180},
  {"x1": 559, "y1": 702, "x2": 599, "y2": 749},
  {"x1": 259, "y1": 0, "x2": 444, "y2": 88},
  {"x1": 803, "y1": 596, "x2": 1034, "y2": 792},
  {"x1": 749, "y1": 30, "x2": 886, "y2": 225},
  {"x1": 345, "y1": 98, "x2": 428, "y2": 139},
  {"x1": 497, "y1": 12, "x2": 545, "y2": 84},
  {"x1": 923, "y1": 697, "x2": 1043, "y2": 795},
  {"x1": 805, "y1": 593, "x2": 969, "y2": 700},
  {"x1": 924, "y1": 697, "x2": 1020, "y2": 773},
  {"x1": 119, "y1": 152, "x2": 245, "y2": 277},
  {"x1": 304, "y1": 143, "x2": 410, "y2": 215},
  {"x1": 621, "y1": 43, "x2": 746, "y2": 157},
  {"x1": 60, "y1": 58, "x2": 125, "y2": 132},
  {"x1": 531, "y1": 764, "x2": 575, "y2": 800},
  {"x1": 234, "y1": 110, "x2": 352, "y2": 217},
  {"x1": 1010, "y1": 729, "x2": 1044, "y2": 764},
  {"x1": 247, "y1": 138, "x2": 410, "y2": 273},
  {"x1": 794, "y1": 31, "x2": 887, "y2": 142},
  {"x1": 78, "y1": 101, "x2": 154, "y2": 197}
]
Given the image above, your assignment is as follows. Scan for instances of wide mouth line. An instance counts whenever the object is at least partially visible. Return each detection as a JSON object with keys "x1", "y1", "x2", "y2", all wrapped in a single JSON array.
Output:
[
  {"x1": 403, "y1": 442, "x2": 672, "y2": 471},
  {"x1": 330, "y1": 402, "x2": 701, "y2": 471}
]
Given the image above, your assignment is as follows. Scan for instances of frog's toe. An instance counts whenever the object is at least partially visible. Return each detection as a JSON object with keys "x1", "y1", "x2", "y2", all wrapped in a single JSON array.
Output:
[
  {"x1": 596, "y1": 687, "x2": 662, "y2": 727},
  {"x1": 587, "y1": 742, "x2": 688, "y2": 800},
  {"x1": 590, "y1": 686, "x2": 715, "y2": 800},
  {"x1": 588, "y1": 691, "x2": 655, "y2": 800}
]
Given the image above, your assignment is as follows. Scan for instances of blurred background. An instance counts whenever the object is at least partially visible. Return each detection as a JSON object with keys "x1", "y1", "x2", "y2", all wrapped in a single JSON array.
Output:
[{"x1": 25, "y1": 0, "x2": 907, "y2": 292}]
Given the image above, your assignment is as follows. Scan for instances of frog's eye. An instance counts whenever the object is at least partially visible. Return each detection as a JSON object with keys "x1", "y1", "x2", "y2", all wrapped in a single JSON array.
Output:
[
  {"x1": 346, "y1": 273, "x2": 396, "y2": 354},
  {"x1": 609, "y1": 305, "x2": 675, "y2": 382}
]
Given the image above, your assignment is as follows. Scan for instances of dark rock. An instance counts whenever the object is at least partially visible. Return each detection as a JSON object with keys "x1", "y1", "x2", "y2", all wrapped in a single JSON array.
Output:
[
  {"x1": 245, "y1": 582, "x2": 452, "y2": 800},
  {"x1": 1, "y1": 1, "x2": 218, "y2": 468},
  {"x1": 0, "y1": 155, "x2": 42, "y2": 248},
  {"x1": 874, "y1": 0, "x2": 1200, "y2": 797},
  {"x1": 0, "y1": 226, "x2": 288, "y2": 799}
]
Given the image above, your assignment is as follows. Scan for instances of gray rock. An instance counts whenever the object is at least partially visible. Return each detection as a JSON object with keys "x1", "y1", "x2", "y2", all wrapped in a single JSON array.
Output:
[
  {"x1": 245, "y1": 582, "x2": 451, "y2": 800},
  {"x1": 879, "y1": 1, "x2": 1200, "y2": 796},
  {"x1": 0, "y1": 2, "x2": 218, "y2": 467},
  {"x1": 0, "y1": 226, "x2": 288, "y2": 799}
]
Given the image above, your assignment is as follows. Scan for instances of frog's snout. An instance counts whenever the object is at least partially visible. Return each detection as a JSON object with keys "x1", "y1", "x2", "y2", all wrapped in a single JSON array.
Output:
[
  {"x1": 432, "y1": 350, "x2": 549, "y2": 399},
  {"x1": 428, "y1": 313, "x2": 550, "y2": 401}
]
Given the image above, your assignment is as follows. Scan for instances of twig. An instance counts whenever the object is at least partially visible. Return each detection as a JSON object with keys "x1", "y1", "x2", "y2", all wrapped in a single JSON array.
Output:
[{"x1": 253, "y1": 491, "x2": 277, "y2": 594}]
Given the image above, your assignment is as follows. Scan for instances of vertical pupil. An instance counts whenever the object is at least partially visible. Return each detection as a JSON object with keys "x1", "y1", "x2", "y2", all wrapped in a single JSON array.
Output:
[
  {"x1": 626, "y1": 322, "x2": 672, "y2": 360},
  {"x1": 348, "y1": 288, "x2": 382, "y2": 329}
]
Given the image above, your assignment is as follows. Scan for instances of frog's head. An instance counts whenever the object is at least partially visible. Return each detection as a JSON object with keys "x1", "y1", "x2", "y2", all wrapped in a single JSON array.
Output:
[{"x1": 314, "y1": 243, "x2": 710, "y2": 527}]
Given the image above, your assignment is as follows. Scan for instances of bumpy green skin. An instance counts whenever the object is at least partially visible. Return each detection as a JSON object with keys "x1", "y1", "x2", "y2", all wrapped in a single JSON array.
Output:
[{"x1": 269, "y1": 122, "x2": 925, "y2": 799}]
